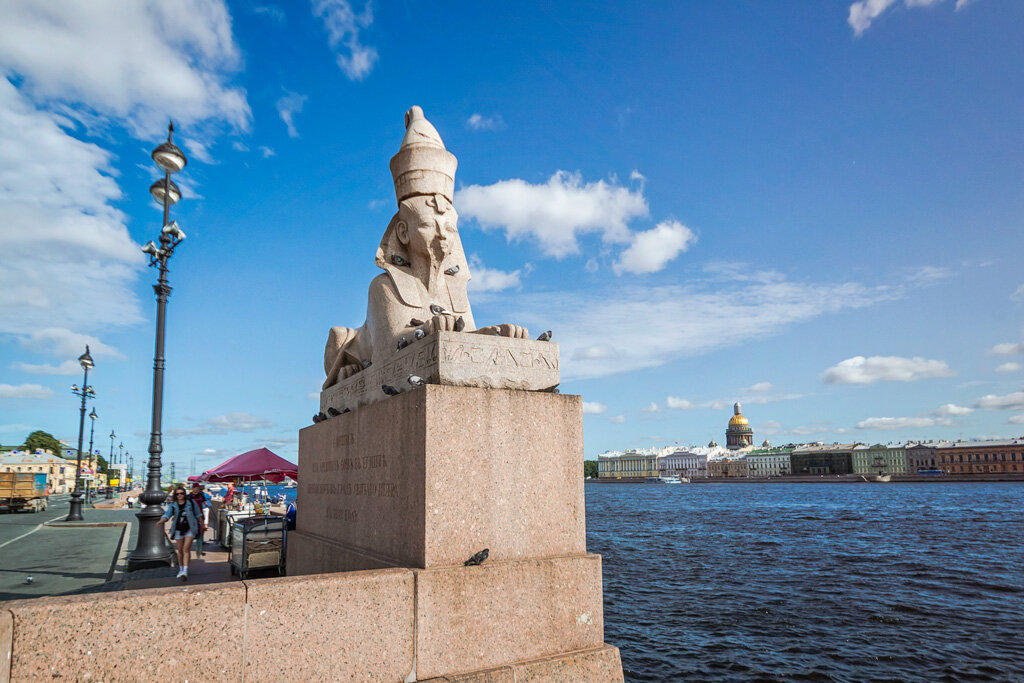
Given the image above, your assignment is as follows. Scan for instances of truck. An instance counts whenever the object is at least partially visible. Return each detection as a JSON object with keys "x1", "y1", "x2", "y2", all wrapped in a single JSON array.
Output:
[{"x1": 0, "y1": 472, "x2": 48, "y2": 513}]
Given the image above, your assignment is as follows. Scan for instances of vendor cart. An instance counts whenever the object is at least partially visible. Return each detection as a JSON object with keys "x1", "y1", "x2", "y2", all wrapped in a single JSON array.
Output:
[
  {"x1": 229, "y1": 515, "x2": 287, "y2": 579},
  {"x1": 220, "y1": 509, "x2": 251, "y2": 548}
]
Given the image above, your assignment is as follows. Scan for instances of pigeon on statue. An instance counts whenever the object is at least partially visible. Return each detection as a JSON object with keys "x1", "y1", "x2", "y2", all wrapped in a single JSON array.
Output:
[
  {"x1": 408, "y1": 375, "x2": 426, "y2": 387},
  {"x1": 327, "y1": 407, "x2": 341, "y2": 417},
  {"x1": 382, "y1": 384, "x2": 400, "y2": 396},
  {"x1": 537, "y1": 330, "x2": 553, "y2": 342}
]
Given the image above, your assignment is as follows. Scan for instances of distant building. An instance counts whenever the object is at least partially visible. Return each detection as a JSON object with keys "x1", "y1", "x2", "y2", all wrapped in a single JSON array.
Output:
[
  {"x1": 0, "y1": 450, "x2": 75, "y2": 493},
  {"x1": 746, "y1": 447, "x2": 793, "y2": 478},
  {"x1": 726, "y1": 403, "x2": 754, "y2": 450},
  {"x1": 790, "y1": 444, "x2": 853, "y2": 475},
  {"x1": 658, "y1": 450, "x2": 707, "y2": 479},
  {"x1": 937, "y1": 439, "x2": 1024, "y2": 475},
  {"x1": 597, "y1": 448, "x2": 660, "y2": 479},
  {"x1": 852, "y1": 443, "x2": 908, "y2": 476},
  {"x1": 906, "y1": 443, "x2": 944, "y2": 472},
  {"x1": 708, "y1": 456, "x2": 747, "y2": 478}
]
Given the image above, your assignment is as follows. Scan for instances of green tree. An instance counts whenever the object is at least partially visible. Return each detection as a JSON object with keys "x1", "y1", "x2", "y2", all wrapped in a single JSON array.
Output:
[
  {"x1": 23, "y1": 430, "x2": 63, "y2": 456},
  {"x1": 583, "y1": 460, "x2": 598, "y2": 478}
]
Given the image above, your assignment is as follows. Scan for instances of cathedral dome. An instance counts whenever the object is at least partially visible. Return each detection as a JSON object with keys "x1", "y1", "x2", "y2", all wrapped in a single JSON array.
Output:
[{"x1": 729, "y1": 414, "x2": 749, "y2": 427}]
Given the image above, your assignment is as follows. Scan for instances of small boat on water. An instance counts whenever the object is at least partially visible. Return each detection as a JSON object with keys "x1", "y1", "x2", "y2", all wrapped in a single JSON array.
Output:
[{"x1": 646, "y1": 476, "x2": 689, "y2": 484}]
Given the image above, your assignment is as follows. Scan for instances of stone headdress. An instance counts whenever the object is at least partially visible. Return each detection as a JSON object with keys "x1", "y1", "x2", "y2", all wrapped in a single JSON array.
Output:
[{"x1": 375, "y1": 107, "x2": 470, "y2": 311}]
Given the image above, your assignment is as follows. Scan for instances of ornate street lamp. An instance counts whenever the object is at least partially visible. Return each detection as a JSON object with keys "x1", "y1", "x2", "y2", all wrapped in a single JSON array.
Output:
[
  {"x1": 128, "y1": 121, "x2": 187, "y2": 570},
  {"x1": 106, "y1": 430, "x2": 116, "y2": 499},
  {"x1": 86, "y1": 408, "x2": 97, "y2": 503},
  {"x1": 66, "y1": 346, "x2": 95, "y2": 521},
  {"x1": 118, "y1": 441, "x2": 124, "y2": 491}
]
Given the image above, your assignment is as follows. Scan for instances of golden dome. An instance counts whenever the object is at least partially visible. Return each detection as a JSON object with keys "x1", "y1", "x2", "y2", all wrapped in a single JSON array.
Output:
[{"x1": 729, "y1": 414, "x2": 749, "y2": 427}]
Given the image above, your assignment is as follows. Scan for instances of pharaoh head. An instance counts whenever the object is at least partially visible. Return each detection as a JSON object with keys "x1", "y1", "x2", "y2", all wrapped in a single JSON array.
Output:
[{"x1": 375, "y1": 107, "x2": 469, "y2": 298}]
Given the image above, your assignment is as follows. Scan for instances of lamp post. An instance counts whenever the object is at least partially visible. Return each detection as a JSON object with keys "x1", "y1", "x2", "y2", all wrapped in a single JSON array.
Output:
[
  {"x1": 128, "y1": 121, "x2": 187, "y2": 570},
  {"x1": 86, "y1": 408, "x2": 97, "y2": 503},
  {"x1": 107, "y1": 430, "x2": 115, "y2": 499},
  {"x1": 118, "y1": 442, "x2": 124, "y2": 491},
  {"x1": 66, "y1": 346, "x2": 95, "y2": 521}
]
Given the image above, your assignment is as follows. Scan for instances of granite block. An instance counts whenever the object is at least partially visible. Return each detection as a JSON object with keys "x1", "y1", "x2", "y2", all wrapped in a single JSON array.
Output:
[
  {"x1": 286, "y1": 530, "x2": 398, "y2": 576},
  {"x1": 514, "y1": 645, "x2": 624, "y2": 682},
  {"x1": 415, "y1": 555, "x2": 605, "y2": 679},
  {"x1": 1, "y1": 608, "x2": 11, "y2": 683},
  {"x1": 320, "y1": 331, "x2": 560, "y2": 414},
  {"x1": 243, "y1": 568, "x2": 415, "y2": 682},
  {"x1": 294, "y1": 385, "x2": 585, "y2": 573},
  {"x1": 418, "y1": 666, "x2": 513, "y2": 682},
  {"x1": 3, "y1": 582, "x2": 245, "y2": 681}
]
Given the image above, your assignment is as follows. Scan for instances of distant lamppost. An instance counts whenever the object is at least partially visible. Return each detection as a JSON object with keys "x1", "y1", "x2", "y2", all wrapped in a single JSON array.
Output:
[
  {"x1": 106, "y1": 430, "x2": 116, "y2": 499},
  {"x1": 118, "y1": 442, "x2": 124, "y2": 491},
  {"x1": 86, "y1": 408, "x2": 97, "y2": 503},
  {"x1": 128, "y1": 121, "x2": 187, "y2": 570},
  {"x1": 66, "y1": 346, "x2": 95, "y2": 521}
]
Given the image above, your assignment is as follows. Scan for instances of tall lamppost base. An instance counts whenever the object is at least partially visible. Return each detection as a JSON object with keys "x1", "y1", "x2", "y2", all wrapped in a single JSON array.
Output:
[
  {"x1": 65, "y1": 491, "x2": 85, "y2": 521},
  {"x1": 127, "y1": 504, "x2": 174, "y2": 570}
]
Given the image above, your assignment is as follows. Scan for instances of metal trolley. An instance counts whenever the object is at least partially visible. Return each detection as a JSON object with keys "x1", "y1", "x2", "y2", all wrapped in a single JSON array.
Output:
[{"x1": 228, "y1": 515, "x2": 287, "y2": 579}]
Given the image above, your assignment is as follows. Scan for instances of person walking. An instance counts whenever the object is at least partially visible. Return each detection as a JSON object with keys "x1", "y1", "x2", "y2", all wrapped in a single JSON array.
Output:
[
  {"x1": 156, "y1": 487, "x2": 201, "y2": 581},
  {"x1": 190, "y1": 483, "x2": 211, "y2": 557}
]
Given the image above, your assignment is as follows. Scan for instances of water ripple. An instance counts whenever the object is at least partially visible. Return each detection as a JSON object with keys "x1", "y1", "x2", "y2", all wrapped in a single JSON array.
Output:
[{"x1": 586, "y1": 482, "x2": 1024, "y2": 682}]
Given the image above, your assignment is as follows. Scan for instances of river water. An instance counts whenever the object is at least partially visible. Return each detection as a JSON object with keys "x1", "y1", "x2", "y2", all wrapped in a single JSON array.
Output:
[{"x1": 585, "y1": 482, "x2": 1024, "y2": 682}]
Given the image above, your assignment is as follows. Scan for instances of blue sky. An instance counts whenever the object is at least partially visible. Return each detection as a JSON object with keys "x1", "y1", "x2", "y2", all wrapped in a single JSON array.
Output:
[{"x1": 1, "y1": 0, "x2": 1023, "y2": 473}]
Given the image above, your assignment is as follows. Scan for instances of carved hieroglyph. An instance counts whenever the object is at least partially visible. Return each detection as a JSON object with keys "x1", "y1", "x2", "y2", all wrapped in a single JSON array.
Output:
[{"x1": 320, "y1": 107, "x2": 554, "y2": 408}]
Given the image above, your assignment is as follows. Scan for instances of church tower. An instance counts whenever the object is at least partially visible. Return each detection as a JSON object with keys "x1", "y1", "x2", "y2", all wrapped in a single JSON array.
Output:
[{"x1": 726, "y1": 402, "x2": 754, "y2": 450}]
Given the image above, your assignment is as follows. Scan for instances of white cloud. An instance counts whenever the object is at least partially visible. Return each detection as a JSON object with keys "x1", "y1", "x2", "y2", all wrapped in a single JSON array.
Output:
[
  {"x1": 666, "y1": 396, "x2": 695, "y2": 410},
  {"x1": 613, "y1": 220, "x2": 696, "y2": 275},
  {"x1": 276, "y1": 90, "x2": 307, "y2": 138},
  {"x1": 582, "y1": 401, "x2": 607, "y2": 415},
  {"x1": 466, "y1": 113, "x2": 504, "y2": 131},
  {"x1": 1009, "y1": 414, "x2": 1024, "y2": 425},
  {"x1": 743, "y1": 382, "x2": 774, "y2": 394},
  {"x1": 849, "y1": 0, "x2": 972, "y2": 36},
  {"x1": 848, "y1": 0, "x2": 899, "y2": 36},
  {"x1": 231, "y1": 141, "x2": 249, "y2": 152},
  {"x1": 934, "y1": 403, "x2": 973, "y2": 417},
  {"x1": 990, "y1": 341, "x2": 1024, "y2": 356},
  {"x1": 903, "y1": 265, "x2": 950, "y2": 285},
  {"x1": 311, "y1": 0, "x2": 378, "y2": 81},
  {"x1": 0, "y1": 81, "x2": 144, "y2": 336},
  {"x1": 608, "y1": 415, "x2": 626, "y2": 424},
  {"x1": 259, "y1": 145, "x2": 276, "y2": 158},
  {"x1": 17, "y1": 328, "x2": 124, "y2": 360},
  {"x1": 182, "y1": 138, "x2": 216, "y2": 164},
  {"x1": 166, "y1": 412, "x2": 274, "y2": 437},
  {"x1": 856, "y1": 416, "x2": 946, "y2": 430},
  {"x1": 467, "y1": 256, "x2": 521, "y2": 292},
  {"x1": 974, "y1": 390, "x2": 1024, "y2": 412},
  {"x1": 0, "y1": 0, "x2": 250, "y2": 136},
  {"x1": 253, "y1": 5, "x2": 286, "y2": 22},
  {"x1": 996, "y1": 362, "x2": 1023, "y2": 373},
  {"x1": 822, "y1": 356, "x2": 954, "y2": 385},
  {"x1": 512, "y1": 273, "x2": 896, "y2": 381},
  {"x1": 10, "y1": 360, "x2": 81, "y2": 376},
  {"x1": 640, "y1": 402, "x2": 661, "y2": 413},
  {"x1": 1011, "y1": 284, "x2": 1024, "y2": 301},
  {"x1": 456, "y1": 171, "x2": 649, "y2": 258},
  {"x1": 0, "y1": 383, "x2": 54, "y2": 399}
]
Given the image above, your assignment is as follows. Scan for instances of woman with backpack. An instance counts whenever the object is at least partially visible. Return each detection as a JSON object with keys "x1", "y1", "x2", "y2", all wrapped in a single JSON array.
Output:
[{"x1": 155, "y1": 486, "x2": 202, "y2": 581}]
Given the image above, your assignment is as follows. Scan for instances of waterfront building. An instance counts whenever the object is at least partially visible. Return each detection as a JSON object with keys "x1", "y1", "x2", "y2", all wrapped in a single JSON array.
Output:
[
  {"x1": 597, "y1": 448, "x2": 660, "y2": 479},
  {"x1": 906, "y1": 442, "x2": 944, "y2": 472},
  {"x1": 936, "y1": 439, "x2": 1024, "y2": 475},
  {"x1": 790, "y1": 443, "x2": 854, "y2": 475},
  {"x1": 708, "y1": 456, "x2": 747, "y2": 478},
  {"x1": 852, "y1": 443, "x2": 908, "y2": 476},
  {"x1": 658, "y1": 450, "x2": 707, "y2": 479},
  {"x1": 726, "y1": 402, "x2": 754, "y2": 450},
  {"x1": 745, "y1": 447, "x2": 793, "y2": 478},
  {"x1": 0, "y1": 450, "x2": 76, "y2": 493}
]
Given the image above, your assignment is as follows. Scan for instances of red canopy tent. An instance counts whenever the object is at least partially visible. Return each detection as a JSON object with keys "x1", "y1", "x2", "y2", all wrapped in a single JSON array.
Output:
[{"x1": 198, "y1": 448, "x2": 298, "y2": 483}]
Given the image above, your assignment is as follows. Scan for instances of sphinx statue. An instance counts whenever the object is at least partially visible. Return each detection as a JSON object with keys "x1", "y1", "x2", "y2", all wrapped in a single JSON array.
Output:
[{"x1": 323, "y1": 106, "x2": 529, "y2": 390}]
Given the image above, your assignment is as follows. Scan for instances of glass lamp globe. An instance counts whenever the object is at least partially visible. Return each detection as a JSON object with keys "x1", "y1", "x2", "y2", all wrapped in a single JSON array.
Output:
[
  {"x1": 149, "y1": 178, "x2": 181, "y2": 206},
  {"x1": 151, "y1": 141, "x2": 187, "y2": 174}
]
